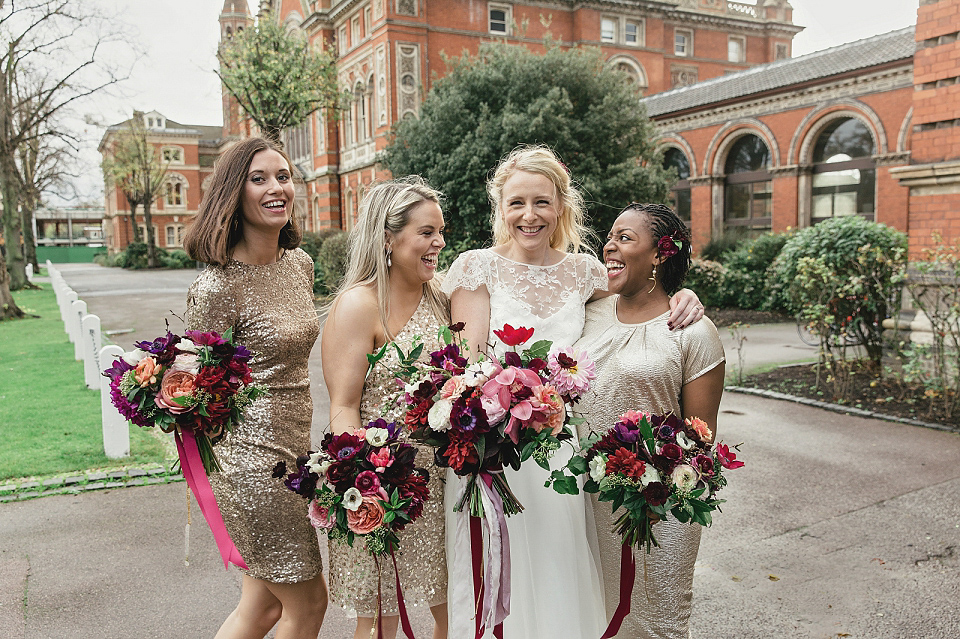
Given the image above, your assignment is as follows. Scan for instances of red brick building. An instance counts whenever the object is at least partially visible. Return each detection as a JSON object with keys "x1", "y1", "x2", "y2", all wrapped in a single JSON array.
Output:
[
  {"x1": 260, "y1": 0, "x2": 800, "y2": 232},
  {"x1": 99, "y1": 111, "x2": 222, "y2": 252},
  {"x1": 644, "y1": 0, "x2": 960, "y2": 259}
]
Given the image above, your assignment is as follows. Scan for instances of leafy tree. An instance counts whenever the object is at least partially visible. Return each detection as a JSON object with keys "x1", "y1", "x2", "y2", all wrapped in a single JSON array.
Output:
[
  {"x1": 382, "y1": 41, "x2": 674, "y2": 251},
  {"x1": 216, "y1": 11, "x2": 343, "y2": 143},
  {"x1": 101, "y1": 113, "x2": 170, "y2": 269}
]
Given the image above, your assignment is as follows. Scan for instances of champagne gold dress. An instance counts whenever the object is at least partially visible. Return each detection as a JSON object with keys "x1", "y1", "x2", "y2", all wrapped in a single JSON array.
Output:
[
  {"x1": 328, "y1": 295, "x2": 448, "y2": 616},
  {"x1": 575, "y1": 296, "x2": 725, "y2": 639},
  {"x1": 186, "y1": 248, "x2": 323, "y2": 583}
]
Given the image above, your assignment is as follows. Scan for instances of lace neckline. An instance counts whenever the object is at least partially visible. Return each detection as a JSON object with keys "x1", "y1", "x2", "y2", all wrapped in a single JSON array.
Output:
[{"x1": 488, "y1": 248, "x2": 571, "y2": 268}]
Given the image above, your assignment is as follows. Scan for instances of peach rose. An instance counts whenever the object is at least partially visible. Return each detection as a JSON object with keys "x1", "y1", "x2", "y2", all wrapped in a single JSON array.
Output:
[
  {"x1": 531, "y1": 385, "x2": 565, "y2": 436},
  {"x1": 155, "y1": 370, "x2": 196, "y2": 414},
  {"x1": 686, "y1": 417, "x2": 713, "y2": 442},
  {"x1": 346, "y1": 496, "x2": 385, "y2": 534},
  {"x1": 134, "y1": 356, "x2": 162, "y2": 388},
  {"x1": 440, "y1": 375, "x2": 467, "y2": 400}
]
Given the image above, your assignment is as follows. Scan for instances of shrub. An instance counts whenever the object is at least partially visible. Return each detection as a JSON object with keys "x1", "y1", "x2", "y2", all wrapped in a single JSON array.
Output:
[
  {"x1": 770, "y1": 216, "x2": 907, "y2": 369},
  {"x1": 699, "y1": 231, "x2": 746, "y2": 263},
  {"x1": 315, "y1": 231, "x2": 349, "y2": 295},
  {"x1": 163, "y1": 250, "x2": 196, "y2": 269},
  {"x1": 685, "y1": 259, "x2": 730, "y2": 308},
  {"x1": 721, "y1": 231, "x2": 791, "y2": 310},
  {"x1": 114, "y1": 242, "x2": 148, "y2": 269},
  {"x1": 300, "y1": 229, "x2": 342, "y2": 263}
]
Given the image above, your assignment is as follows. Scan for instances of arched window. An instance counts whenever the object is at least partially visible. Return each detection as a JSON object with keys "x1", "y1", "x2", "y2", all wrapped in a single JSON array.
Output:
[
  {"x1": 355, "y1": 82, "x2": 366, "y2": 144},
  {"x1": 663, "y1": 148, "x2": 691, "y2": 223},
  {"x1": 164, "y1": 175, "x2": 187, "y2": 208},
  {"x1": 811, "y1": 118, "x2": 875, "y2": 222},
  {"x1": 724, "y1": 134, "x2": 772, "y2": 234}
]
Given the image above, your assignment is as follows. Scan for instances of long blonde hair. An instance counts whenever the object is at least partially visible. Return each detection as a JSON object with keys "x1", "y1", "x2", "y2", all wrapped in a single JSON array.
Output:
[
  {"x1": 332, "y1": 176, "x2": 449, "y2": 340},
  {"x1": 487, "y1": 145, "x2": 594, "y2": 254}
]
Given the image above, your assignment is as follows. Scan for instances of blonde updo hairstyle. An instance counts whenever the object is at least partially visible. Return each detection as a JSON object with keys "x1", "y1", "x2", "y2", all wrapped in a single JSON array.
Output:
[
  {"x1": 332, "y1": 175, "x2": 449, "y2": 340},
  {"x1": 487, "y1": 145, "x2": 592, "y2": 254}
]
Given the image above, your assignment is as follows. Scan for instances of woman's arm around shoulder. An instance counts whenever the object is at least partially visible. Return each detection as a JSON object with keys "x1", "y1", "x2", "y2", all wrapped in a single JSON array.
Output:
[{"x1": 321, "y1": 286, "x2": 380, "y2": 435}]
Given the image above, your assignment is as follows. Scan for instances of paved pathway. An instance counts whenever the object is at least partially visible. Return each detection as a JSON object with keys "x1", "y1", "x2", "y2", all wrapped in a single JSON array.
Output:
[{"x1": 1, "y1": 264, "x2": 957, "y2": 638}]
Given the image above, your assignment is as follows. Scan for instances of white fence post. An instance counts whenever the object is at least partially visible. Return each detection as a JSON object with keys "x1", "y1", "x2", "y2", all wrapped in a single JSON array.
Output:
[
  {"x1": 61, "y1": 290, "x2": 77, "y2": 331},
  {"x1": 99, "y1": 345, "x2": 130, "y2": 459},
  {"x1": 70, "y1": 300, "x2": 86, "y2": 359},
  {"x1": 25, "y1": 263, "x2": 33, "y2": 279},
  {"x1": 81, "y1": 314, "x2": 102, "y2": 389}
]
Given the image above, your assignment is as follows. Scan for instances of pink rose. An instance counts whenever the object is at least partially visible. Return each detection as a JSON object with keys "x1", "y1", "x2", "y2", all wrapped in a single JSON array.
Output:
[
  {"x1": 134, "y1": 356, "x2": 161, "y2": 388},
  {"x1": 368, "y1": 448, "x2": 394, "y2": 472},
  {"x1": 480, "y1": 394, "x2": 506, "y2": 424},
  {"x1": 154, "y1": 370, "x2": 196, "y2": 414},
  {"x1": 170, "y1": 353, "x2": 200, "y2": 374},
  {"x1": 307, "y1": 500, "x2": 335, "y2": 529},
  {"x1": 354, "y1": 470, "x2": 381, "y2": 496},
  {"x1": 441, "y1": 375, "x2": 467, "y2": 399},
  {"x1": 621, "y1": 409, "x2": 650, "y2": 426},
  {"x1": 346, "y1": 496, "x2": 385, "y2": 534}
]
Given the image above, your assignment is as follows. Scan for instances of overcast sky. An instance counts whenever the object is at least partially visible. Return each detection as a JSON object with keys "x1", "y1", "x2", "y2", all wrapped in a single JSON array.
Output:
[{"x1": 63, "y1": 0, "x2": 920, "y2": 204}]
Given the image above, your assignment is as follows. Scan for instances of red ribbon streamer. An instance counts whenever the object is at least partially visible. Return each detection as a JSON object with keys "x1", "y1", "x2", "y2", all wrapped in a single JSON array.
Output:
[
  {"x1": 392, "y1": 552, "x2": 417, "y2": 639},
  {"x1": 174, "y1": 429, "x2": 247, "y2": 570},
  {"x1": 600, "y1": 544, "x2": 636, "y2": 639},
  {"x1": 469, "y1": 509, "x2": 504, "y2": 639}
]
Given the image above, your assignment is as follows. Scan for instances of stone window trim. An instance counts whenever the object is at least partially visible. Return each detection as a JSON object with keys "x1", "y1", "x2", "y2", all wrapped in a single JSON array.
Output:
[
  {"x1": 728, "y1": 35, "x2": 746, "y2": 63},
  {"x1": 338, "y1": 25, "x2": 347, "y2": 56},
  {"x1": 624, "y1": 19, "x2": 643, "y2": 47},
  {"x1": 601, "y1": 16, "x2": 617, "y2": 43},
  {"x1": 674, "y1": 28, "x2": 693, "y2": 57},
  {"x1": 608, "y1": 55, "x2": 648, "y2": 91},
  {"x1": 164, "y1": 174, "x2": 188, "y2": 209},
  {"x1": 161, "y1": 146, "x2": 184, "y2": 165},
  {"x1": 165, "y1": 224, "x2": 185, "y2": 248},
  {"x1": 488, "y1": 3, "x2": 511, "y2": 36}
]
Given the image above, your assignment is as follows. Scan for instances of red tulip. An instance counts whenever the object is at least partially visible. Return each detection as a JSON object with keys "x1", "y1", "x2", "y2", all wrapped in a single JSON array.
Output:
[{"x1": 493, "y1": 323, "x2": 535, "y2": 347}]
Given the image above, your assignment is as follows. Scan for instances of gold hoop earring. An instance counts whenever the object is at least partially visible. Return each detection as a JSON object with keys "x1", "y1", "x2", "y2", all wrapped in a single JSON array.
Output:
[{"x1": 647, "y1": 265, "x2": 657, "y2": 294}]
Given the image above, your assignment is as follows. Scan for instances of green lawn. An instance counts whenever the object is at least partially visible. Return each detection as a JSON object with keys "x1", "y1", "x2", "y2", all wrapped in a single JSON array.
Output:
[{"x1": 0, "y1": 283, "x2": 172, "y2": 481}]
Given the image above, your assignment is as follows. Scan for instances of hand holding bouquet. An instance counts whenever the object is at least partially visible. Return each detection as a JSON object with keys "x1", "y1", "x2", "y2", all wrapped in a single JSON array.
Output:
[
  {"x1": 275, "y1": 419, "x2": 430, "y2": 557},
  {"x1": 549, "y1": 410, "x2": 743, "y2": 552},
  {"x1": 103, "y1": 328, "x2": 266, "y2": 473}
]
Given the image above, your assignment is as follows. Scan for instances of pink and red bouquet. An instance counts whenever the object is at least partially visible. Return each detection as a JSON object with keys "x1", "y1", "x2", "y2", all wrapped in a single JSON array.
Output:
[
  {"x1": 393, "y1": 322, "x2": 595, "y2": 517},
  {"x1": 275, "y1": 419, "x2": 430, "y2": 557},
  {"x1": 103, "y1": 328, "x2": 266, "y2": 474},
  {"x1": 549, "y1": 410, "x2": 743, "y2": 552}
]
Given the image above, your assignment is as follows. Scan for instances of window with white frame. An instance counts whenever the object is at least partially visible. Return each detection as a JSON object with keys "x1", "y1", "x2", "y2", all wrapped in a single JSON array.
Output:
[
  {"x1": 352, "y1": 16, "x2": 360, "y2": 43},
  {"x1": 161, "y1": 147, "x2": 183, "y2": 164},
  {"x1": 138, "y1": 224, "x2": 158, "y2": 241},
  {"x1": 489, "y1": 4, "x2": 510, "y2": 35},
  {"x1": 625, "y1": 20, "x2": 643, "y2": 46},
  {"x1": 164, "y1": 179, "x2": 185, "y2": 207},
  {"x1": 365, "y1": 7, "x2": 372, "y2": 35},
  {"x1": 728, "y1": 36, "x2": 745, "y2": 63},
  {"x1": 165, "y1": 224, "x2": 185, "y2": 247},
  {"x1": 601, "y1": 18, "x2": 616, "y2": 43},
  {"x1": 675, "y1": 29, "x2": 692, "y2": 57},
  {"x1": 338, "y1": 25, "x2": 347, "y2": 55}
]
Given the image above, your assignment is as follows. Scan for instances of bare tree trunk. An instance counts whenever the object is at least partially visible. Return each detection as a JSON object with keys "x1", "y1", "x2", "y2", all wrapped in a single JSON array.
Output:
[
  {"x1": 0, "y1": 245, "x2": 24, "y2": 320},
  {"x1": 1, "y1": 167, "x2": 27, "y2": 289},
  {"x1": 126, "y1": 198, "x2": 141, "y2": 244},
  {"x1": 20, "y1": 193, "x2": 39, "y2": 274},
  {"x1": 143, "y1": 198, "x2": 157, "y2": 268}
]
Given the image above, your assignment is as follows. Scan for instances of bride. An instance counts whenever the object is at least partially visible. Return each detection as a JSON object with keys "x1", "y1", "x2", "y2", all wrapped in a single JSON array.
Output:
[{"x1": 442, "y1": 145, "x2": 704, "y2": 637}]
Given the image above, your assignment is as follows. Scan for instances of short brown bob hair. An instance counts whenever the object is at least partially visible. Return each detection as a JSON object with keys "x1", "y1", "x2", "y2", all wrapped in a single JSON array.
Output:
[{"x1": 183, "y1": 137, "x2": 302, "y2": 266}]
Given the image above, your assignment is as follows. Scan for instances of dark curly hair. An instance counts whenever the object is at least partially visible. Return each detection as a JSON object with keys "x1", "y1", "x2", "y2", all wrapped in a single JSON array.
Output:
[{"x1": 618, "y1": 203, "x2": 692, "y2": 295}]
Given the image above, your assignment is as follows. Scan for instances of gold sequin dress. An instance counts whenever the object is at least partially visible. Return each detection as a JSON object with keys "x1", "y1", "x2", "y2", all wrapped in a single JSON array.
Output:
[
  {"x1": 328, "y1": 296, "x2": 448, "y2": 616},
  {"x1": 575, "y1": 296, "x2": 725, "y2": 639},
  {"x1": 186, "y1": 248, "x2": 322, "y2": 584}
]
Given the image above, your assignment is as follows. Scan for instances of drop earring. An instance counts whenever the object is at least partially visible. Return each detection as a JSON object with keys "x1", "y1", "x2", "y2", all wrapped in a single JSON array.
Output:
[
  {"x1": 386, "y1": 248, "x2": 392, "y2": 267},
  {"x1": 647, "y1": 264, "x2": 657, "y2": 294}
]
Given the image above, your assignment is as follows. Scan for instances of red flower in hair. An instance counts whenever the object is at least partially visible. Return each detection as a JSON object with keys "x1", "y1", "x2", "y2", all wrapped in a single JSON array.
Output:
[{"x1": 657, "y1": 232, "x2": 683, "y2": 259}]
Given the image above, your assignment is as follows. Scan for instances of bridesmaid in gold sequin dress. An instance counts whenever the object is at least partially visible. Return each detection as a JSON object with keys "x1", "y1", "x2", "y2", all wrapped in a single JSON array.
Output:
[
  {"x1": 576, "y1": 203, "x2": 725, "y2": 639},
  {"x1": 182, "y1": 138, "x2": 327, "y2": 639},
  {"x1": 321, "y1": 177, "x2": 449, "y2": 639}
]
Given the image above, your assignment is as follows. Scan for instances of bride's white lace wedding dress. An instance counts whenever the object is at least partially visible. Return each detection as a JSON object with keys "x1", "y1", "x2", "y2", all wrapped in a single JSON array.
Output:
[{"x1": 442, "y1": 248, "x2": 608, "y2": 639}]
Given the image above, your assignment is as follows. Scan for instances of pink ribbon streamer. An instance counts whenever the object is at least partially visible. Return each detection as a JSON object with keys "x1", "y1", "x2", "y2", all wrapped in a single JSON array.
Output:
[
  {"x1": 479, "y1": 473, "x2": 511, "y2": 631},
  {"x1": 174, "y1": 429, "x2": 248, "y2": 570}
]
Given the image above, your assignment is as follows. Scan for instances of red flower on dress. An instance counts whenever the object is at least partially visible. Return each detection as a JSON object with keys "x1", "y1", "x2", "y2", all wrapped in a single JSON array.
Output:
[{"x1": 493, "y1": 324, "x2": 535, "y2": 347}]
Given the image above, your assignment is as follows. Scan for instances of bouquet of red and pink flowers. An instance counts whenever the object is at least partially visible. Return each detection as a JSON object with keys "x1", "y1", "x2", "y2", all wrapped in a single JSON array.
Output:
[
  {"x1": 103, "y1": 329, "x2": 266, "y2": 474},
  {"x1": 275, "y1": 419, "x2": 430, "y2": 557},
  {"x1": 393, "y1": 322, "x2": 595, "y2": 516},
  {"x1": 549, "y1": 410, "x2": 743, "y2": 551}
]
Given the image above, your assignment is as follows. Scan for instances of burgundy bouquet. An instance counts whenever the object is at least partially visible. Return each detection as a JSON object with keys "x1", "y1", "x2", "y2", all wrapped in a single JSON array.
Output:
[
  {"x1": 103, "y1": 328, "x2": 266, "y2": 473},
  {"x1": 276, "y1": 419, "x2": 430, "y2": 557}
]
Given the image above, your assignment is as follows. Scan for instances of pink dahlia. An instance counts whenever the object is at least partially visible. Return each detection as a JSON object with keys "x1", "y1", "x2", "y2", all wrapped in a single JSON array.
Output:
[{"x1": 546, "y1": 346, "x2": 596, "y2": 399}]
